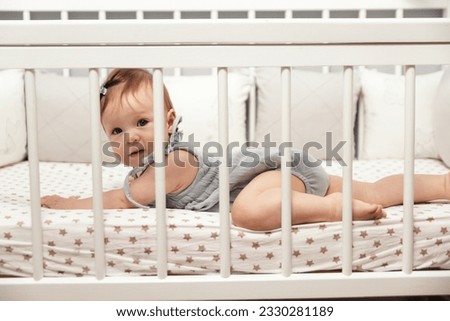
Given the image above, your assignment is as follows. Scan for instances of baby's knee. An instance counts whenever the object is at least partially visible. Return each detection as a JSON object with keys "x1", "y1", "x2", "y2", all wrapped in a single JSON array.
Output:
[{"x1": 231, "y1": 201, "x2": 264, "y2": 230}]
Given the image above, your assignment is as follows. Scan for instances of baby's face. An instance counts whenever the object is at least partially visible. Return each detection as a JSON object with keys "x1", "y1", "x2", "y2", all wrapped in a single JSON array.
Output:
[{"x1": 101, "y1": 83, "x2": 171, "y2": 167}]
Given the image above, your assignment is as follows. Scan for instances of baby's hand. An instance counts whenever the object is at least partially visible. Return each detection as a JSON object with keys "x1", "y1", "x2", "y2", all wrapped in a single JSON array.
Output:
[{"x1": 41, "y1": 195, "x2": 80, "y2": 209}]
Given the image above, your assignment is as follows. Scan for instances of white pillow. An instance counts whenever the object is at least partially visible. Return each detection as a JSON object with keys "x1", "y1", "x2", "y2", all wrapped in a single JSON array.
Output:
[
  {"x1": 164, "y1": 72, "x2": 251, "y2": 147},
  {"x1": 433, "y1": 67, "x2": 450, "y2": 167},
  {"x1": 254, "y1": 68, "x2": 361, "y2": 160},
  {"x1": 360, "y1": 68, "x2": 442, "y2": 159},
  {"x1": 0, "y1": 69, "x2": 27, "y2": 167},
  {"x1": 36, "y1": 72, "x2": 97, "y2": 163},
  {"x1": 35, "y1": 72, "x2": 251, "y2": 163}
]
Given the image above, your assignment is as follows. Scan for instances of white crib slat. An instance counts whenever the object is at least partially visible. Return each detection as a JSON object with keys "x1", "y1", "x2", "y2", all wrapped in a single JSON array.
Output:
[
  {"x1": 97, "y1": 10, "x2": 108, "y2": 80},
  {"x1": 280, "y1": 67, "x2": 292, "y2": 277},
  {"x1": 321, "y1": 10, "x2": 330, "y2": 74},
  {"x1": 218, "y1": 67, "x2": 231, "y2": 278},
  {"x1": 359, "y1": 9, "x2": 367, "y2": 19},
  {"x1": 248, "y1": 67, "x2": 257, "y2": 142},
  {"x1": 22, "y1": 10, "x2": 30, "y2": 20},
  {"x1": 173, "y1": 10, "x2": 182, "y2": 77},
  {"x1": 99, "y1": 10, "x2": 106, "y2": 20},
  {"x1": 88, "y1": 69, "x2": 106, "y2": 280},
  {"x1": 342, "y1": 66, "x2": 354, "y2": 276},
  {"x1": 403, "y1": 65, "x2": 416, "y2": 274},
  {"x1": 153, "y1": 68, "x2": 168, "y2": 279},
  {"x1": 395, "y1": 10, "x2": 404, "y2": 76},
  {"x1": 24, "y1": 69, "x2": 44, "y2": 281},
  {"x1": 61, "y1": 11, "x2": 71, "y2": 78}
]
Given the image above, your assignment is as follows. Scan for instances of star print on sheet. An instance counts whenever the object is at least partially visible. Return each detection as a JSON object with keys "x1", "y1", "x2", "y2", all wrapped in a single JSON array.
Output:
[
  {"x1": 387, "y1": 228, "x2": 395, "y2": 236},
  {"x1": 252, "y1": 242, "x2": 260, "y2": 249},
  {"x1": 1, "y1": 160, "x2": 450, "y2": 277}
]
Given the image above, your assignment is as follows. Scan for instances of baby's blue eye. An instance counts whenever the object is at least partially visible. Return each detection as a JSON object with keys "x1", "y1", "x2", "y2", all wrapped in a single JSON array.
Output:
[
  {"x1": 111, "y1": 128, "x2": 122, "y2": 135},
  {"x1": 137, "y1": 119, "x2": 149, "y2": 127}
]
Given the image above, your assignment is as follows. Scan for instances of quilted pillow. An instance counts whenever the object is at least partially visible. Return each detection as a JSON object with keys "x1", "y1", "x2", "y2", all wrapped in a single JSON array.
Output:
[
  {"x1": 254, "y1": 68, "x2": 361, "y2": 160},
  {"x1": 35, "y1": 71, "x2": 251, "y2": 163},
  {"x1": 36, "y1": 72, "x2": 100, "y2": 162},
  {"x1": 359, "y1": 68, "x2": 443, "y2": 159},
  {"x1": 0, "y1": 69, "x2": 27, "y2": 167},
  {"x1": 433, "y1": 67, "x2": 450, "y2": 167}
]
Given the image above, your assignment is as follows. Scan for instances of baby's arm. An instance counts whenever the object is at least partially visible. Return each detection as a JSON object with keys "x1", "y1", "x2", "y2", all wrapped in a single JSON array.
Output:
[
  {"x1": 41, "y1": 150, "x2": 198, "y2": 210},
  {"x1": 41, "y1": 189, "x2": 131, "y2": 209}
]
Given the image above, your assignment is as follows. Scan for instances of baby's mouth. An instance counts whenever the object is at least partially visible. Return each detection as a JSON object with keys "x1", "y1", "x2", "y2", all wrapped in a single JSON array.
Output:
[{"x1": 129, "y1": 148, "x2": 145, "y2": 158}]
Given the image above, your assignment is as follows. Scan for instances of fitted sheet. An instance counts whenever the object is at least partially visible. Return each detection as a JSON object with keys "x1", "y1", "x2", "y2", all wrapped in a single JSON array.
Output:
[{"x1": 0, "y1": 159, "x2": 449, "y2": 277}]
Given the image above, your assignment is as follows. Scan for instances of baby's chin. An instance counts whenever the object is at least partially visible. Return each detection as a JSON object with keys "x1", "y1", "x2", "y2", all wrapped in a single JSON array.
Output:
[{"x1": 124, "y1": 151, "x2": 149, "y2": 167}]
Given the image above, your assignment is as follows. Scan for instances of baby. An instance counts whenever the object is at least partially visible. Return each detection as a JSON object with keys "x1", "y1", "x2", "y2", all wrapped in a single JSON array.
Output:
[{"x1": 41, "y1": 68, "x2": 450, "y2": 231}]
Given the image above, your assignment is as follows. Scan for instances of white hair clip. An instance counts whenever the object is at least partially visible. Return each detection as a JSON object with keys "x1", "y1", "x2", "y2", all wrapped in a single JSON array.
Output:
[{"x1": 99, "y1": 86, "x2": 108, "y2": 97}]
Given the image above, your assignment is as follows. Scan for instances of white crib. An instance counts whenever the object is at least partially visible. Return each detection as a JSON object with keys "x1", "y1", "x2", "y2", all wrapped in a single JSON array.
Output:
[{"x1": 0, "y1": 0, "x2": 450, "y2": 300}]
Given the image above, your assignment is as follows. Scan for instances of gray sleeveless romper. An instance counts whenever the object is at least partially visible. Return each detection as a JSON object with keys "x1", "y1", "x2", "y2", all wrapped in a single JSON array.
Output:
[{"x1": 124, "y1": 117, "x2": 329, "y2": 211}]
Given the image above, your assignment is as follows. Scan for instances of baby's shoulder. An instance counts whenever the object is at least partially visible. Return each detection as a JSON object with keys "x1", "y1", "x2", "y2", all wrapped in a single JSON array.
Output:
[{"x1": 167, "y1": 149, "x2": 199, "y2": 170}]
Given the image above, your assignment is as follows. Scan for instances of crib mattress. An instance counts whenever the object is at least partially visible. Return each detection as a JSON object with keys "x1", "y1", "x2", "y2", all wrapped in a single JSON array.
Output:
[{"x1": 1, "y1": 159, "x2": 449, "y2": 277}]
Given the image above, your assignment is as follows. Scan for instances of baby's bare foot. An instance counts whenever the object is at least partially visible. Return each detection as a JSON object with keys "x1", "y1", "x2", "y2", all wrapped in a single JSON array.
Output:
[
  {"x1": 327, "y1": 192, "x2": 385, "y2": 221},
  {"x1": 351, "y1": 198, "x2": 385, "y2": 220}
]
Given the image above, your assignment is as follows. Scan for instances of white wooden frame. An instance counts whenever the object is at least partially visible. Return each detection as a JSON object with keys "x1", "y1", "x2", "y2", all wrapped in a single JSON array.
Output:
[{"x1": 0, "y1": 0, "x2": 450, "y2": 300}]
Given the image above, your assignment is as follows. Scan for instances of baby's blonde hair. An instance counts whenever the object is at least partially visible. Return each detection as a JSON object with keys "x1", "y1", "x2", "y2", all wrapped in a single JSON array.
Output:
[{"x1": 100, "y1": 68, "x2": 174, "y2": 117}]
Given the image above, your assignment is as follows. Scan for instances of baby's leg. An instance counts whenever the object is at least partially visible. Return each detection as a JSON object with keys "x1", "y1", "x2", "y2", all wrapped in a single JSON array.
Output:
[
  {"x1": 327, "y1": 173, "x2": 450, "y2": 207},
  {"x1": 231, "y1": 171, "x2": 383, "y2": 231}
]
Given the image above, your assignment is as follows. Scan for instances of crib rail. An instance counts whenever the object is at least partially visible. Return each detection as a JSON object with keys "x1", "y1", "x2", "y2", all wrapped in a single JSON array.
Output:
[
  {"x1": 1, "y1": 0, "x2": 448, "y2": 15},
  {"x1": 1, "y1": 19, "x2": 450, "y2": 46},
  {"x1": 1, "y1": 17, "x2": 450, "y2": 299},
  {"x1": 0, "y1": 20, "x2": 449, "y2": 70}
]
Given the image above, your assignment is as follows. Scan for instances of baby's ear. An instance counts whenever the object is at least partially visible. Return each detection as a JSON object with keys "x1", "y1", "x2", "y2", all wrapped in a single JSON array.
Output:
[{"x1": 167, "y1": 109, "x2": 176, "y2": 133}]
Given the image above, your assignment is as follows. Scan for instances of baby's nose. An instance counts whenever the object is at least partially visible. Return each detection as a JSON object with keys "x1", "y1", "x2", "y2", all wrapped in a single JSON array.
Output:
[{"x1": 125, "y1": 131, "x2": 140, "y2": 142}]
